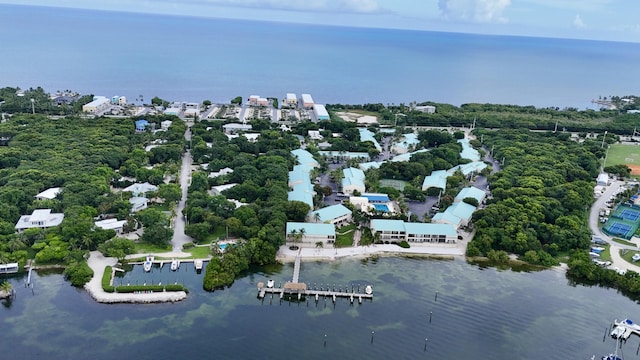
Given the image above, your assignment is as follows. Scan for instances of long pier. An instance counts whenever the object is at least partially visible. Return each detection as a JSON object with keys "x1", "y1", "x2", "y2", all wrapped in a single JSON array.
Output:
[{"x1": 257, "y1": 254, "x2": 373, "y2": 304}]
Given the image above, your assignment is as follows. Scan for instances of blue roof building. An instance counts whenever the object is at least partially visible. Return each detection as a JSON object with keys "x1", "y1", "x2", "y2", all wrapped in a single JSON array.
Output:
[
  {"x1": 361, "y1": 193, "x2": 390, "y2": 203},
  {"x1": 343, "y1": 167, "x2": 365, "y2": 180},
  {"x1": 448, "y1": 161, "x2": 487, "y2": 176},
  {"x1": 291, "y1": 149, "x2": 318, "y2": 168},
  {"x1": 135, "y1": 119, "x2": 149, "y2": 132},
  {"x1": 432, "y1": 202, "x2": 476, "y2": 228},
  {"x1": 422, "y1": 170, "x2": 450, "y2": 191}
]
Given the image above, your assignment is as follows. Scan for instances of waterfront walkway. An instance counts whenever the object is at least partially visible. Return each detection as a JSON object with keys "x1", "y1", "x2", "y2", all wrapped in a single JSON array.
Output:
[{"x1": 84, "y1": 251, "x2": 187, "y2": 304}]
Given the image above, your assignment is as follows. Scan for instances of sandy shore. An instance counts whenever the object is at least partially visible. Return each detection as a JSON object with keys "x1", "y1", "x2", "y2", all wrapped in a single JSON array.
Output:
[
  {"x1": 84, "y1": 251, "x2": 187, "y2": 304},
  {"x1": 275, "y1": 243, "x2": 465, "y2": 263}
]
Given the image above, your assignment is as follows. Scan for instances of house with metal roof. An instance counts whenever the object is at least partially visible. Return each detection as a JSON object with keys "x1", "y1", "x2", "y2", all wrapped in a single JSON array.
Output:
[
  {"x1": 448, "y1": 161, "x2": 487, "y2": 176},
  {"x1": 35, "y1": 187, "x2": 61, "y2": 201},
  {"x1": 129, "y1": 197, "x2": 148, "y2": 213},
  {"x1": 291, "y1": 149, "x2": 318, "y2": 168},
  {"x1": 135, "y1": 119, "x2": 150, "y2": 132},
  {"x1": 370, "y1": 219, "x2": 457, "y2": 244},
  {"x1": 123, "y1": 182, "x2": 158, "y2": 197},
  {"x1": 342, "y1": 177, "x2": 366, "y2": 195},
  {"x1": 319, "y1": 151, "x2": 370, "y2": 162},
  {"x1": 343, "y1": 167, "x2": 365, "y2": 180},
  {"x1": 286, "y1": 222, "x2": 336, "y2": 247},
  {"x1": 15, "y1": 209, "x2": 64, "y2": 232},
  {"x1": 95, "y1": 218, "x2": 128, "y2": 234},
  {"x1": 223, "y1": 123, "x2": 252, "y2": 134},
  {"x1": 310, "y1": 204, "x2": 352, "y2": 227},
  {"x1": 432, "y1": 202, "x2": 476, "y2": 228}
]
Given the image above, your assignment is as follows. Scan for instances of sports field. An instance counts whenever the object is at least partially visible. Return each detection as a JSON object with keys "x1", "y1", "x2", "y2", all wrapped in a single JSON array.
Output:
[
  {"x1": 379, "y1": 179, "x2": 407, "y2": 190},
  {"x1": 605, "y1": 144, "x2": 640, "y2": 175}
]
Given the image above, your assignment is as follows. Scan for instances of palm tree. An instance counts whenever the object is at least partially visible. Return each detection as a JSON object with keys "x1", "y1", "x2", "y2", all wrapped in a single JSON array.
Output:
[
  {"x1": 0, "y1": 281, "x2": 12, "y2": 298},
  {"x1": 7, "y1": 236, "x2": 26, "y2": 252},
  {"x1": 288, "y1": 229, "x2": 298, "y2": 249}
]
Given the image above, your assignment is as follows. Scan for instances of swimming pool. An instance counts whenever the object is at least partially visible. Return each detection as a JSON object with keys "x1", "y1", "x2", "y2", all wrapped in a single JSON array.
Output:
[{"x1": 373, "y1": 204, "x2": 389, "y2": 212}]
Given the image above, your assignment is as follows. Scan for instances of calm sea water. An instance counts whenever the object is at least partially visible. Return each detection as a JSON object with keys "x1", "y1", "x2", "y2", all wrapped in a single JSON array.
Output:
[
  {"x1": 1, "y1": 5, "x2": 639, "y2": 109},
  {"x1": 1, "y1": 257, "x2": 638, "y2": 359}
]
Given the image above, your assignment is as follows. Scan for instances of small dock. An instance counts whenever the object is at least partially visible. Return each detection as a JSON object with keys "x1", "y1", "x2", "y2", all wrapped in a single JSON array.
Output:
[{"x1": 257, "y1": 254, "x2": 373, "y2": 303}]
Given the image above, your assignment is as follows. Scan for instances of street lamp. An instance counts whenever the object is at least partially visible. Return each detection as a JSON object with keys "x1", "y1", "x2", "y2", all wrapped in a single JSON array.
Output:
[{"x1": 30, "y1": 98, "x2": 35, "y2": 114}]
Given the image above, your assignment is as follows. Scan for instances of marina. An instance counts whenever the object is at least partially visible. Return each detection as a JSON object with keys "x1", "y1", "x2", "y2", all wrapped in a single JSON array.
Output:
[
  {"x1": 610, "y1": 319, "x2": 640, "y2": 341},
  {"x1": 257, "y1": 254, "x2": 373, "y2": 304}
]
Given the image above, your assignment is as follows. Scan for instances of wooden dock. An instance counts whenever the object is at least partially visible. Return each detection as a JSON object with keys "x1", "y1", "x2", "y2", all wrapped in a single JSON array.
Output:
[{"x1": 257, "y1": 254, "x2": 373, "y2": 303}]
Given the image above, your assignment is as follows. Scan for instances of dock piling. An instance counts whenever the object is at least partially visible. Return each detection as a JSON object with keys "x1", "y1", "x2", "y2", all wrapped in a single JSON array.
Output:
[
  {"x1": 324, "y1": 334, "x2": 327, "y2": 347},
  {"x1": 435, "y1": 291, "x2": 438, "y2": 302},
  {"x1": 429, "y1": 311, "x2": 432, "y2": 323},
  {"x1": 424, "y1": 338, "x2": 428, "y2": 351},
  {"x1": 371, "y1": 331, "x2": 374, "y2": 344}
]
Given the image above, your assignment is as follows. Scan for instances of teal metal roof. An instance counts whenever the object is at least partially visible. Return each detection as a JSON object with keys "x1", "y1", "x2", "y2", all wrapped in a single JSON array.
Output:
[
  {"x1": 448, "y1": 161, "x2": 487, "y2": 176},
  {"x1": 432, "y1": 212, "x2": 462, "y2": 226},
  {"x1": 446, "y1": 202, "x2": 475, "y2": 222},
  {"x1": 422, "y1": 170, "x2": 449, "y2": 190},
  {"x1": 404, "y1": 222, "x2": 457, "y2": 236},
  {"x1": 358, "y1": 161, "x2": 382, "y2": 170},
  {"x1": 291, "y1": 149, "x2": 318, "y2": 167},
  {"x1": 319, "y1": 151, "x2": 371, "y2": 160},
  {"x1": 286, "y1": 222, "x2": 335, "y2": 237},
  {"x1": 342, "y1": 177, "x2": 365, "y2": 188},
  {"x1": 455, "y1": 187, "x2": 486, "y2": 203},
  {"x1": 288, "y1": 190, "x2": 313, "y2": 208},
  {"x1": 343, "y1": 167, "x2": 365, "y2": 180},
  {"x1": 359, "y1": 128, "x2": 382, "y2": 151},
  {"x1": 312, "y1": 204, "x2": 352, "y2": 222},
  {"x1": 371, "y1": 219, "x2": 405, "y2": 232},
  {"x1": 458, "y1": 138, "x2": 481, "y2": 161}
]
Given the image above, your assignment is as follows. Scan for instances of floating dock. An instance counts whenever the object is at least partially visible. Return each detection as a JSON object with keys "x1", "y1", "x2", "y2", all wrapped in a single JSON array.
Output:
[
  {"x1": 611, "y1": 319, "x2": 640, "y2": 340},
  {"x1": 257, "y1": 254, "x2": 373, "y2": 303}
]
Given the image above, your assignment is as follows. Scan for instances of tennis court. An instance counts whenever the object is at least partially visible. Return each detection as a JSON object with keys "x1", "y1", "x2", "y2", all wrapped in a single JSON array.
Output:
[{"x1": 618, "y1": 209, "x2": 640, "y2": 222}]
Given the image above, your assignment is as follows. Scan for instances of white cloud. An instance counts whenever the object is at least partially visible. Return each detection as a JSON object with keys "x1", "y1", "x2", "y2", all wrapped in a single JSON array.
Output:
[
  {"x1": 573, "y1": 14, "x2": 586, "y2": 29},
  {"x1": 438, "y1": 0, "x2": 511, "y2": 23}
]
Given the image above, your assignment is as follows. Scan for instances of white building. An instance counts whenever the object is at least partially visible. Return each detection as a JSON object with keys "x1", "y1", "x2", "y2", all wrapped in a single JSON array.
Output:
[
  {"x1": 286, "y1": 222, "x2": 336, "y2": 247},
  {"x1": 415, "y1": 105, "x2": 436, "y2": 113},
  {"x1": 370, "y1": 219, "x2": 457, "y2": 244},
  {"x1": 309, "y1": 204, "x2": 352, "y2": 227},
  {"x1": 123, "y1": 182, "x2": 158, "y2": 197},
  {"x1": 597, "y1": 173, "x2": 610, "y2": 186},
  {"x1": 15, "y1": 209, "x2": 64, "y2": 232},
  {"x1": 160, "y1": 120, "x2": 173, "y2": 130},
  {"x1": 82, "y1": 96, "x2": 110, "y2": 114},
  {"x1": 94, "y1": 218, "x2": 127, "y2": 234},
  {"x1": 129, "y1": 197, "x2": 148, "y2": 213},
  {"x1": 35, "y1": 187, "x2": 61, "y2": 201},
  {"x1": 313, "y1": 104, "x2": 330, "y2": 121},
  {"x1": 285, "y1": 93, "x2": 298, "y2": 107},
  {"x1": 301, "y1": 94, "x2": 314, "y2": 109}
]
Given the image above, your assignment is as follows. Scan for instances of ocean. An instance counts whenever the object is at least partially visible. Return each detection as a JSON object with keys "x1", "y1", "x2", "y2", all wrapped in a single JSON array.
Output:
[{"x1": 1, "y1": 4, "x2": 639, "y2": 109}]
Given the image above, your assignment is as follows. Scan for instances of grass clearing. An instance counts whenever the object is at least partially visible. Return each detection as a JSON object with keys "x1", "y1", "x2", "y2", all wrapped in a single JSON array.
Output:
[
  {"x1": 620, "y1": 248, "x2": 640, "y2": 265},
  {"x1": 185, "y1": 246, "x2": 212, "y2": 258},
  {"x1": 133, "y1": 242, "x2": 171, "y2": 254},
  {"x1": 335, "y1": 224, "x2": 356, "y2": 247},
  {"x1": 380, "y1": 179, "x2": 408, "y2": 191},
  {"x1": 605, "y1": 143, "x2": 640, "y2": 168},
  {"x1": 612, "y1": 238, "x2": 636, "y2": 247}
]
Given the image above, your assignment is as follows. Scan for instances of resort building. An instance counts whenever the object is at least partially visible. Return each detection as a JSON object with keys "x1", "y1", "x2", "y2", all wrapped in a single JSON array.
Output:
[
  {"x1": 15, "y1": 209, "x2": 65, "y2": 232},
  {"x1": 286, "y1": 222, "x2": 336, "y2": 247},
  {"x1": 82, "y1": 96, "x2": 110, "y2": 114},
  {"x1": 309, "y1": 204, "x2": 352, "y2": 227},
  {"x1": 370, "y1": 219, "x2": 457, "y2": 244},
  {"x1": 359, "y1": 128, "x2": 382, "y2": 151},
  {"x1": 94, "y1": 218, "x2": 127, "y2": 234},
  {"x1": 210, "y1": 183, "x2": 238, "y2": 196},
  {"x1": 164, "y1": 107, "x2": 181, "y2": 116},
  {"x1": 341, "y1": 167, "x2": 366, "y2": 195},
  {"x1": 285, "y1": 93, "x2": 297, "y2": 107},
  {"x1": 432, "y1": 202, "x2": 475, "y2": 228},
  {"x1": 160, "y1": 120, "x2": 173, "y2": 131},
  {"x1": 288, "y1": 148, "x2": 317, "y2": 209},
  {"x1": 454, "y1": 186, "x2": 486, "y2": 205},
  {"x1": 35, "y1": 187, "x2": 61, "y2": 201},
  {"x1": 349, "y1": 196, "x2": 397, "y2": 215},
  {"x1": 110, "y1": 96, "x2": 127, "y2": 105},
  {"x1": 301, "y1": 94, "x2": 314, "y2": 109},
  {"x1": 291, "y1": 149, "x2": 319, "y2": 169},
  {"x1": 308, "y1": 130, "x2": 323, "y2": 140},
  {"x1": 458, "y1": 139, "x2": 481, "y2": 162},
  {"x1": 319, "y1": 151, "x2": 371, "y2": 162},
  {"x1": 313, "y1": 104, "x2": 330, "y2": 121}
]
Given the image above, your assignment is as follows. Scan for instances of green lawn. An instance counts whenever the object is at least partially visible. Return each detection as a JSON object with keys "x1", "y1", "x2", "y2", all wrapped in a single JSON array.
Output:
[
  {"x1": 185, "y1": 246, "x2": 212, "y2": 258},
  {"x1": 335, "y1": 224, "x2": 356, "y2": 247},
  {"x1": 620, "y1": 248, "x2": 640, "y2": 265},
  {"x1": 133, "y1": 242, "x2": 172, "y2": 254},
  {"x1": 612, "y1": 238, "x2": 636, "y2": 247},
  {"x1": 605, "y1": 143, "x2": 640, "y2": 168}
]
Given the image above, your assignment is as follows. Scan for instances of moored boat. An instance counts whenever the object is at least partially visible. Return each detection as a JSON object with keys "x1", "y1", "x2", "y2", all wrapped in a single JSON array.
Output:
[
  {"x1": 267, "y1": 279, "x2": 275, "y2": 288},
  {"x1": 143, "y1": 255, "x2": 154, "y2": 272},
  {"x1": 194, "y1": 260, "x2": 203, "y2": 270},
  {"x1": 365, "y1": 285, "x2": 373, "y2": 295},
  {"x1": 170, "y1": 259, "x2": 180, "y2": 271}
]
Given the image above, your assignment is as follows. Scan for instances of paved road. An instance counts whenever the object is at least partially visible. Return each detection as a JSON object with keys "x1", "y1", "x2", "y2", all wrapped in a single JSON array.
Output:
[
  {"x1": 588, "y1": 180, "x2": 640, "y2": 273},
  {"x1": 169, "y1": 123, "x2": 195, "y2": 252}
]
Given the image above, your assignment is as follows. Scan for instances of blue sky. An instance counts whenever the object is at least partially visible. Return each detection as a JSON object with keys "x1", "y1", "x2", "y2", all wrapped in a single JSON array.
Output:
[{"x1": 2, "y1": 0, "x2": 639, "y2": 42}]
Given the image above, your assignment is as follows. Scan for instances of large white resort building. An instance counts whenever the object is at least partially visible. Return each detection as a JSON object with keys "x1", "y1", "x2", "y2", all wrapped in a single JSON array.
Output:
[{"x1": 370, "y1": 219, "x2": 457, "y2": 244}]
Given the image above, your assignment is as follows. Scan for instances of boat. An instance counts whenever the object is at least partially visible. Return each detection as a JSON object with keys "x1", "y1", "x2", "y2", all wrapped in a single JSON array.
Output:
[
  {"x1": 267, "y1": 279, "x2": 275, "y2": 288},
  {"x1": 170, "y1": 259, "x2": 180, "y2": 271},
  {"x1": 143, "y1": 255, "x2": 154, "y2": 272},
  {"x1": 194, "y1": 260, "x2": 203, "y2": 270},
  {"x1": 365, "y1": 285, "x2": 373, "y2": 295},
  {"x1": 611, "y1": 318, "x2": 640, "y2": 340}
]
